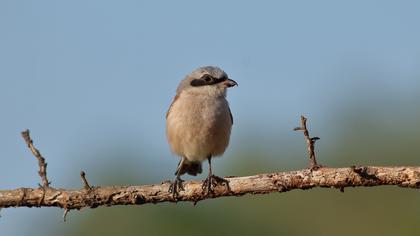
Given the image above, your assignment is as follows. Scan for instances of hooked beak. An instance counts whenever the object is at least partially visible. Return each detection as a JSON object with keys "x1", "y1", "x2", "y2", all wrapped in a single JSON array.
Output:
[{"x1": 225, "y1": 78, "x2": 238, "y2": 88}]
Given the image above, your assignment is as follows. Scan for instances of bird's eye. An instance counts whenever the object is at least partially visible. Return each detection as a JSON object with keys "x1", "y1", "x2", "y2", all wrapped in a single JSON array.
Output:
[{"x1": 202, "y1": 75, "x2": 213, "y2": 82}]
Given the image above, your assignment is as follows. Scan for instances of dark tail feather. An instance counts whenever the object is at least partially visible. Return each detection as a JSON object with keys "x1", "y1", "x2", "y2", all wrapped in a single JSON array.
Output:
[{"x1": 175, "y1": 159, "x2": 202, "y2": 176}]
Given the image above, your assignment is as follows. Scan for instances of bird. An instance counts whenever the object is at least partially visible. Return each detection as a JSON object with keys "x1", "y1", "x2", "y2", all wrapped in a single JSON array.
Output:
[{"x1": 166, "y1": 66, "x2": 237, "y2": 196}]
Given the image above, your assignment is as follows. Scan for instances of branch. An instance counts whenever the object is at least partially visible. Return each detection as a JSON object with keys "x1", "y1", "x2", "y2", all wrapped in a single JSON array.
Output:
[
  {"x1": 1, "y1": 166, "x2": 419, "y2": 209},
  {"x1": 1, "y1": 117, "x2": 419, "y2": 215},
  {"x1": 21, "y1": 129, "x2": 50, "y2": 188}
]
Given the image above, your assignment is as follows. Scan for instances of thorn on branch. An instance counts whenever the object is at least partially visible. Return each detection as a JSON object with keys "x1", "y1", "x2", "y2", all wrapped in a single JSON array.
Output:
[
  {"x1": 80, "y1": 171, "x2": 92, "y2": 190},
  {"x1": 294, "y1": 115, "x2": 322, "y2": 170},
  {"x1": 21, "y1": 129, "x2": 50, "y2": 188},
  {"x1": 63, "y1": 208, "x2": 70, "y2": 222}
]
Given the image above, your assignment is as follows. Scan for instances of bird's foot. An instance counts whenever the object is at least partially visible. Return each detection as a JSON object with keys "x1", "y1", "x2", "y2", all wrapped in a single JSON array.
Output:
[
  {"x1": 168, "y1": 177, "x2": 184, "y2": 198},
  {"x1": 202, "y1": 174, "x2": 230, "y2": 195}
]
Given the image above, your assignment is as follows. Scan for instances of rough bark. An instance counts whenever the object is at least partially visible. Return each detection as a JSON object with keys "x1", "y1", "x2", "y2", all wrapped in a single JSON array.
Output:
[{"x1": 1, "y1": 166, "x2": 419, "y2": 210}]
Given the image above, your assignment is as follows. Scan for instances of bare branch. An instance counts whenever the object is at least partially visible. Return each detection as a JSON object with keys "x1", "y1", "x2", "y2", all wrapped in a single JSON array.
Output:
[
  {"x1": 1, "y1": 117, "x2": 416, "y2": 213},
  {"x1": 21, "y1": 129, "x2": 50, "y2": 188},
  {"x1": 294, "y1": 115, "x2": 321, "y2": 169},
  {"x1": 0, "y1": 166, "x2": 419, "y2": 209}
]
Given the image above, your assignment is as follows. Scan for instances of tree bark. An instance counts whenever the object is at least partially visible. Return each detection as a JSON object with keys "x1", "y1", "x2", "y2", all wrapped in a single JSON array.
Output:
[{"x1": 1, "y1": 166, "x2": 419, "y2": 210}]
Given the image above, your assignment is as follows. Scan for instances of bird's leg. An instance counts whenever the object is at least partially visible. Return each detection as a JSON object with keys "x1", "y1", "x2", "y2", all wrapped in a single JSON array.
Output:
[
  {"x1": 169, "y1": 175, "x2": 184, "y2": 198},
  {"x1": 202, "y1": 156, "x2": 230, "y2": 195},
  {"x1": 169, "y1": 158, "x2": 186, "y2": 198}
]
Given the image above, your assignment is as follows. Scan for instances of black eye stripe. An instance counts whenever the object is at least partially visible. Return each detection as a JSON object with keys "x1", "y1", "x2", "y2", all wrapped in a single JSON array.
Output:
[
  {"x1": 190, "y1": 74, "x2": 228, "y2": 87},
  {"x1": 190, "y1": 79, "x2": 206, "y2": 87},
  {"x1": 213, "y1": 75, "x2": 227, "y2": 84}
]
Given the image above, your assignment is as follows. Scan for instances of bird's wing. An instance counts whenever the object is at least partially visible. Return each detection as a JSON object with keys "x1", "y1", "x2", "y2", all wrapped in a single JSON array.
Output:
[
  {"x1": 166, "y1": 94, "x2": 179, "y2": 120},
  {"x1": 228, "y1": 106, "x2": 233, "y2": 125}
]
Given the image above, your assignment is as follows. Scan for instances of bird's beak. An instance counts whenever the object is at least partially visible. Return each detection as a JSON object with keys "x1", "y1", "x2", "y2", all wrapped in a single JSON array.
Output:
[{"x1": 225, "y1": 78, "x2": 238, "y2": 88}]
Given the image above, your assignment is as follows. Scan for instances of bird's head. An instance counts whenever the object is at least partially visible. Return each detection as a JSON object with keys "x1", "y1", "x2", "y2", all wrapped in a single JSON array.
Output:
[{"x1": 176, "y1": 66, "x2": 237, "y2": 97}]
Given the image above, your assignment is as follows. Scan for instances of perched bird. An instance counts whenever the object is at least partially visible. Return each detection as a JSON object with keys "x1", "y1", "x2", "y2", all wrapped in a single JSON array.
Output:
[{"x1": 166, "y1": 66, "x2": 237, "y2": 196}]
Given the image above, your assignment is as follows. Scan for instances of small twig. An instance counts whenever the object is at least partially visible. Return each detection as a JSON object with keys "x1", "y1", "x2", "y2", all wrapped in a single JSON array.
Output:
[
  {"x1": 63, "y1": 208, "x2": 70, "y2": 222},
  {"x1": 21, "y1": 130, "x2": 50, "y2": 188},
  {"x1": 294, "y1": 115, "x2": 322, "y2": 170},
  {"x1": 80, "y1": 171, "x2": 92, "y2": 190}
]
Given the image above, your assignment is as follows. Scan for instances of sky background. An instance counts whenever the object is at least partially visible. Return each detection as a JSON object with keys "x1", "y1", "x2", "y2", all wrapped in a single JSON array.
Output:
[{"x1": 1, "y1": 1, "x2": 420, "y2": 235}]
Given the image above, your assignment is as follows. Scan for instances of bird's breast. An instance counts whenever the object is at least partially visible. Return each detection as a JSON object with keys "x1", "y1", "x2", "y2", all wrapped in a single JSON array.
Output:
[{"x1": 166, "y1": 93, "x2": 232, "y2": 162}]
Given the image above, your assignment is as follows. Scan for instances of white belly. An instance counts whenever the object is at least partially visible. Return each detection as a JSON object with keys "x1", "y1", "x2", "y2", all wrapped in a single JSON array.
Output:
[{"x1": 166, "y1": 93, "x2": 232, "y2": 162}]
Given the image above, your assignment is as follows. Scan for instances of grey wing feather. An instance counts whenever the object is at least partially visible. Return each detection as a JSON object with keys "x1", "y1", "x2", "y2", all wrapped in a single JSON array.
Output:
[{"x1": 229, "y1": 106, "x2": 233, "y2": 124}]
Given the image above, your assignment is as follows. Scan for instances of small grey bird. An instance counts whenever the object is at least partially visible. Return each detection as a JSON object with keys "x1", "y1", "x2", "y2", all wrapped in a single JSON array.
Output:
[{"x1": 166, "y1": 66, "x2": 237, "y2": 196}]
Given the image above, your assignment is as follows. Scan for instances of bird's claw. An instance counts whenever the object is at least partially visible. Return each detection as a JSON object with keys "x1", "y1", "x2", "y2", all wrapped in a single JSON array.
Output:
[
  {"x1": 202, "y1": 175, "x2": 230, "y2": 195},
  {"x1": 169, "y1": 178, "x2": 184, "y2": 198}
]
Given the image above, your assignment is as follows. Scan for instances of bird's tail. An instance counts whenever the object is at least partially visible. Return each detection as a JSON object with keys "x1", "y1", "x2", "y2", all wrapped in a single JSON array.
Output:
[{"x1": 175, "y1": 158, "x2": 202, "y2": 176}]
